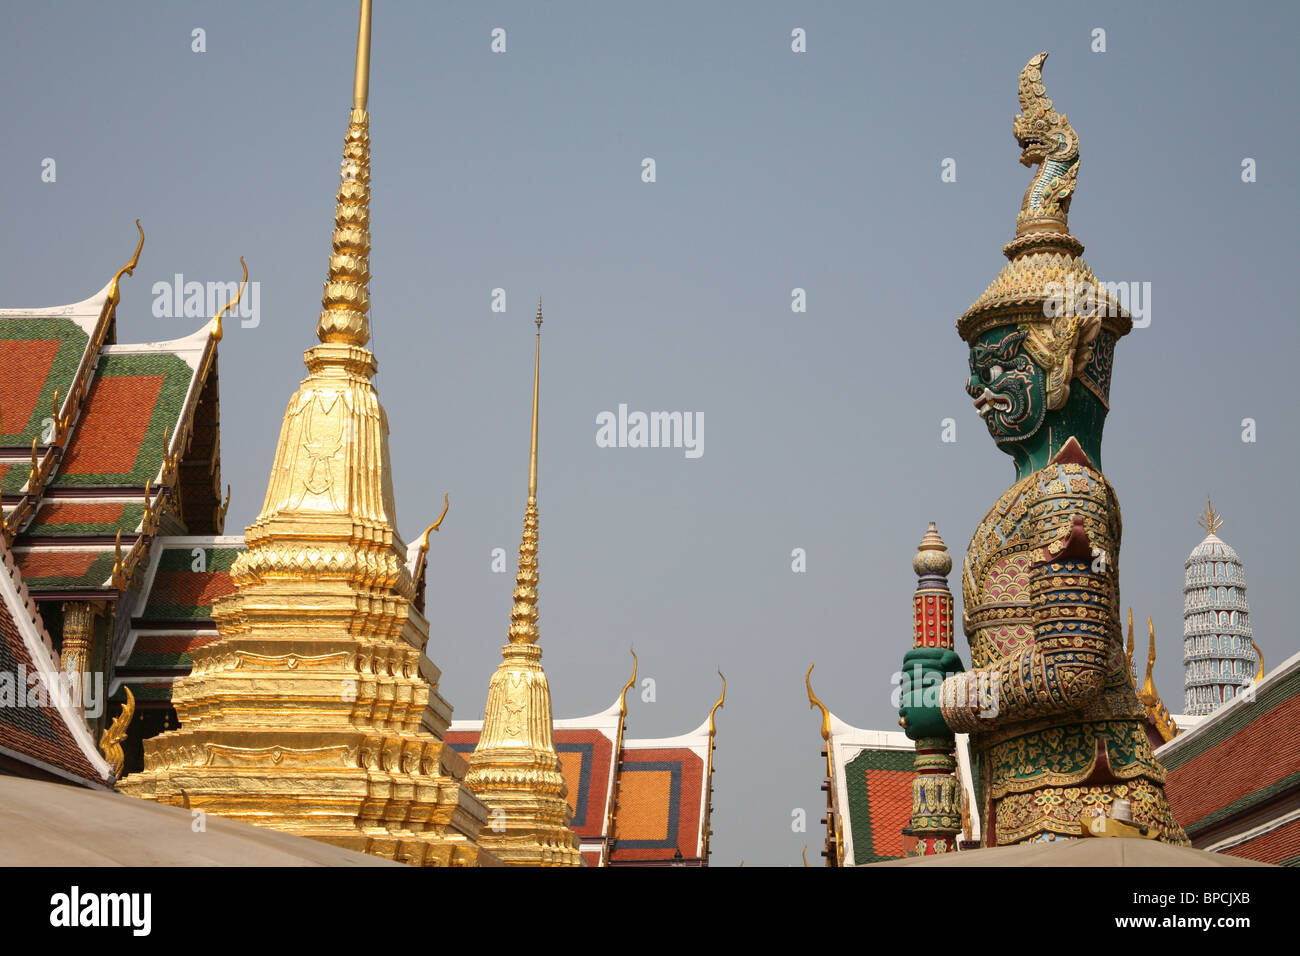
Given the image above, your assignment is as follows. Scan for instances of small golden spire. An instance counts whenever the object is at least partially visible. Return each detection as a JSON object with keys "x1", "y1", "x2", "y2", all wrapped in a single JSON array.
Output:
[
  {"x1": 806, "y1": 663, "x2": 831, "y2": 741},
  {"x1": 801, "y1": 846, "x2": 809, "y2": 867},
  {"x1": 464, "y1": 307, "x2": 580, "y2": 865},
  {"x1": 353, "y1": 0, "x2": 372, "y2": 110},
  {"x1": 317, "y1": 0, "x2": 375, "y2": 350},
  {"x1": 504, "y1": 307, "x2": 543, "y2": 645},
  {"x1": 1198, "y1": 499, "x2": 1224, "y2": 535},
  {"x1": 1139, "y1": 616, "x2": 1159, "y2": 705},
  {"x1": 108, "y1": 220, "x2": 145, "y2": 306},
  {"x1": 1252, "y1": 640, "x2": 1265, "y2": 682},
  {"x1": 210, "y1": 258, "x2": 248, "y2": 344}
]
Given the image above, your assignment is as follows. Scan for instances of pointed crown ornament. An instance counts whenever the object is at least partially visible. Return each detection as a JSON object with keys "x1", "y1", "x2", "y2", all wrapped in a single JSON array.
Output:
[{"x1": 958, "y1": 52, "x2": 1132, "y2": 410}]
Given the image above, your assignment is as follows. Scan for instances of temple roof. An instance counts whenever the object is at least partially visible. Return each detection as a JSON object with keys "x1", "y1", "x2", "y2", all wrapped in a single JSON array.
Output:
[
  {"x1": 0, "y1": 282, "x2": 114, "y2": 451},
  {"x1": 2, "y1": 251, "x2": 226, "y2": 602},
  {"x1": 448, "y1": 684, "x2": 722, "y2": 866},
  {"x1": 0, "y1": 528, "x2": 112, "y2": 787},
  {"x1": 808, "y1": 681, "x2": 978, "y2": 866},
  {"x1": 111, "y1": 535, "x2": 245, "y2": 705},
  {"x1": 1157, "y1": 650, "x2": 1300, "y2": 864}
]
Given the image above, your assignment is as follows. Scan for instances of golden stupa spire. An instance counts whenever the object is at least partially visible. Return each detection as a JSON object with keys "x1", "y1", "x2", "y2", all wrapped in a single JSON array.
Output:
[
  {"x1": 463, "y1": 302, "x2": 582, "y2": 866},
  {"x1": 117, "y1": 1, "x2": 500, "y2": 867},
  {"x1": 317, "y1": 0, "x2": 374, "y2": 351},
  {"x1": 1199, "y1": 499, "x2": 1224, "y2": 535}
]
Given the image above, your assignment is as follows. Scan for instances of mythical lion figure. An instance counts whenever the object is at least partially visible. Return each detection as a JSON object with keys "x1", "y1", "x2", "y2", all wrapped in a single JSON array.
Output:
[{"x1": 898, "y1": 53, "x2": 1188, "y2": 846}]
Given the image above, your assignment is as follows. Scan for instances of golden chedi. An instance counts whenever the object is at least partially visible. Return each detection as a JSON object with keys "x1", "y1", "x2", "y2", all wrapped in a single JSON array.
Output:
[
  {"x1": 118, "y1": 0, "x2": 498, "y2": 866},
  {"x1": 463, "y1": 303, "x2": 583, "y2": 866}
]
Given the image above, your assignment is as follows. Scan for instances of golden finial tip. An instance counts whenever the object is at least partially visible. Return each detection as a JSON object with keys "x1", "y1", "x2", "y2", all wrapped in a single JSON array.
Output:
[
  {"x1": 210, "y1": 257, "x2": 249, "y2": 344},
  {"x1": 109, "y1": 219, "x2": 146, "y2": 304},
  {"x1": 353, "y1": 0, "x2": 373, "y2": 110},
  {"x1": 806, "y1": 663, "x2": 832, "y2": 741},
  {"x1": 536, "y1": 297, "x2": 543, "y2": 330},
  {"x1": 1198, "y1": 498, "x2": 1224, "y2": 535},
  {"x1": 708, "y1": 670, "x2": 726, "y2": 738}
]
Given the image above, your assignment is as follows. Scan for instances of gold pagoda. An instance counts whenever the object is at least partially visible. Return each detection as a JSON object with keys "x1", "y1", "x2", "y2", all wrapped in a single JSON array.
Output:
[
  {"x1": 462, "y1": 302, "x2": 583, "y2": 866},
  {"x1": 118, "y1": 0, "x2": 498, "y2": 866}
]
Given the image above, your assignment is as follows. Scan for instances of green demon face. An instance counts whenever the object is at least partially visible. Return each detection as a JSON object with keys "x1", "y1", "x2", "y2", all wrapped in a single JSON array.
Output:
[{"x1": 967, "y1": 327, "x2": 1047, "y2": 444}]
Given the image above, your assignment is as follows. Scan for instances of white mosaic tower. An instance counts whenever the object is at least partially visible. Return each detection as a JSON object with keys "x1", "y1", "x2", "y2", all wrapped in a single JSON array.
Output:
[{"x1": 1183, "y1": 502, "x2": 1258, "y2": 715}]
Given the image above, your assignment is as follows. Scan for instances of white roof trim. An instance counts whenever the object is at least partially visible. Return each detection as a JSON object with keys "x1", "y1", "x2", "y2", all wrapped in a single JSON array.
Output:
[
  {"x1": 1204, "y1": 805, "x2": 1300, "y2": 854},
  {"x1": 823, "y1": 710, "x2": 978, "y2": 865},
  {"x1": 0, "y1": 279, "x2": 113, "y2": 335},
  {"x1": 0, "y1": 547, "x2": 112, "y2": 782},
  {"x1": 100, "y1": 318, "x2": 215, "y2": 368}
]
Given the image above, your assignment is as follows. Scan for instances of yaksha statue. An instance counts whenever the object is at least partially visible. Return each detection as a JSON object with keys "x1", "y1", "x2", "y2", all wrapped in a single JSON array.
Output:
[{"x1": 897, "y1": 53, "x2": 1188, "y2": 846}]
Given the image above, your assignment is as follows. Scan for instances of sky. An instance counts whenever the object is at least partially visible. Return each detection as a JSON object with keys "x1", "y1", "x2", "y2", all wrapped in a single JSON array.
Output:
[{"x1": 3, "y1": 1, "x2": 1298, "y2": 866}]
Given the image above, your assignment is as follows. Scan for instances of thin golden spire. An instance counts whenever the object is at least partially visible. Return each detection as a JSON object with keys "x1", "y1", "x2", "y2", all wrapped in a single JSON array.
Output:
[
  {"x1": 353, "y1": 0, "x2": 372, "y2": 110},
  {"x1": 506, "y1": 304, "x2": 543, "y2": 645},
  {"x1": 463, "y1": 305, "x2": 580, "y2": 865},
  {"x1": 1199, "y1": 499, "x2": 1224, "y2": 535},
  {"x1": 1252, "y1": 640, "x2": 1265, "y2": 682},
  {"x1": 317, "y1": 0, "x2": 374, "y2": 350},
  {"x1": 529, "y1": 299, "x2": 542, "y2": 499}
]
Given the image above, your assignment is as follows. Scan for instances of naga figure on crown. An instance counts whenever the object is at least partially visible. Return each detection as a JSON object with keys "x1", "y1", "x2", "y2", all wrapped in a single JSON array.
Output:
[{"x1": 897, "y1": 53, "x2": 1188, "y2": 845}]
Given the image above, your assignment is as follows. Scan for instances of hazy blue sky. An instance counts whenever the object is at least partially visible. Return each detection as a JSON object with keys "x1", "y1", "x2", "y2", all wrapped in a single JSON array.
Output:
[{"x1": 4, "y1": 1, "x2": 1297, "y2": 866}]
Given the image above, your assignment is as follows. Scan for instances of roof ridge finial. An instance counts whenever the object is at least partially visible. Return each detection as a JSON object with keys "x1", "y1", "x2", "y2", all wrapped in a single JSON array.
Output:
[
  {"x1": 108, "y1": 219, "x2": 145, "y2": 306},
  {"x1": 1198, "y1": 498, "x2": 1224, "y2": 535},
  {"x1": 210, "y1": 257, "x2": 248, "y2": 343},
  {"x1": 1139, "y1": 616, "x2": 1158, "y2": 705},
  {"x1": 618, "y1": 647, "x2": 638, "y2": 719},
  {"x1": 805, "y1": 663, "x2": 831, "y2": 741},
  {"x1": 709, "y1": 669, "x2": 726, "y2": 738}
]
